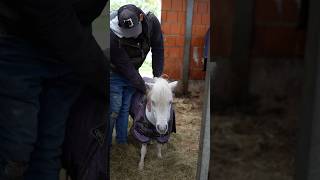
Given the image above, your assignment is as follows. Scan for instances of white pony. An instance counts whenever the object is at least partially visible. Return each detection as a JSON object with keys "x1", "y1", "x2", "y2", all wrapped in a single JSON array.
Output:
[{"x1": 130, "y1": 77, "x2": 178, "y2": 170}]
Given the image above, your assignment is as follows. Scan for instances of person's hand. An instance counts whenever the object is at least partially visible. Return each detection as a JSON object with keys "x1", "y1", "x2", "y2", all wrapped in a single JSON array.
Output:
[{"x1": 160, "y1": 74, "x2": 169, "y2": 79}]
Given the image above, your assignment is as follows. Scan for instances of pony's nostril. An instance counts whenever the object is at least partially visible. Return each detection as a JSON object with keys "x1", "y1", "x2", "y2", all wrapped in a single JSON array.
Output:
[
  {"x1": 156, "y1": 124, "x2": 168, "y2": 134},
  {"x1": 165, "y1": 124, "x2": 168, "y2": 132},
  {"x1": 156, "y1": 124, "x2": 161, "y2": 132}
]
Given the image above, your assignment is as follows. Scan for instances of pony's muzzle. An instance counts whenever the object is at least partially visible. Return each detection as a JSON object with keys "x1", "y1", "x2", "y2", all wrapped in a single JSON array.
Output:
[{"x1": 156, "y1": 123, "x2": 168, "y2": 135}]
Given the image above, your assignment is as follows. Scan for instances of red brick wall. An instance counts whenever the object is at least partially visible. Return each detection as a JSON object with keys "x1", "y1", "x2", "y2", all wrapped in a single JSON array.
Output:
[
  {"x1": 213, "y1": 0, "x2": 306, "y2": 57},
  {"x1": 161, "y1": 0, "x2": 210, "y2": 80}
]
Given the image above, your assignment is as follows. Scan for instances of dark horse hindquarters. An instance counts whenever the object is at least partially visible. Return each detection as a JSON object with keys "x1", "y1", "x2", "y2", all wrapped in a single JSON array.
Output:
[{"x1": 62, "y1": 87, "x2": 108, "y2": 180}]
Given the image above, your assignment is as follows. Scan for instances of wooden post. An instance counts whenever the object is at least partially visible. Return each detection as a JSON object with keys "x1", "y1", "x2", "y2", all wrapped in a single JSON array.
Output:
[
  {"x1": 295, "y1": 0, "x2": 320, "y2": 179},
  {"x1": 229, "y1": 0, "x2": 254, "y2": 105}
]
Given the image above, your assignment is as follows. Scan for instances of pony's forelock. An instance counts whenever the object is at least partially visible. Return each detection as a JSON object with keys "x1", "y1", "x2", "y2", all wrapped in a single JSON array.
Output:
[{"x1": 148, "y1": 78, "x2": 172, "y2": 103}]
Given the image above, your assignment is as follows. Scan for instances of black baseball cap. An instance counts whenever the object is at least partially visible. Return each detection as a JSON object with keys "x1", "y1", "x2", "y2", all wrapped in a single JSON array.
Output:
[{"x1": 117, "y1": 4, "x2": 142, "y2": 38}]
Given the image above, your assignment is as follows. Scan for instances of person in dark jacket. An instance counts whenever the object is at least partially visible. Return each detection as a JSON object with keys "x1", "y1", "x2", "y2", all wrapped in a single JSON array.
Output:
[
  {"x1": 109, "y1": 4, "x2": 164, "y2": 145},
  {"x1": 0, "y1": 0, "x2": 108, "y2": 180}
]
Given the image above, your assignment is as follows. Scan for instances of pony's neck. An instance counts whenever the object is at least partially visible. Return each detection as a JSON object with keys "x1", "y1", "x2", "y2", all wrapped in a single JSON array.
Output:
[{"x1": 145, "y1": 102, "x2": 157, "y2": 126}]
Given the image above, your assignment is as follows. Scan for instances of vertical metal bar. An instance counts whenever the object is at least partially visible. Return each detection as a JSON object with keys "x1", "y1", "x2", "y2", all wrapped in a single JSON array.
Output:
[
  {"x1": 295, "y1": 0, "x2": 320, "y2": 179},
  {"x1": 182, "y1": 0, "x2": 195, "y2": 94},
  {"x1": 197, "y1": 28, "x2": 212, "y2": 179},
  {"x1": 209, "y1": 3, "x2": 214, "y2": 179},
  {"x1": 196, "y1": 62, "x2": 212, "y2": 180},
  {"x1": 209, "y1": 62, "x2": 215, "y2": 180}
]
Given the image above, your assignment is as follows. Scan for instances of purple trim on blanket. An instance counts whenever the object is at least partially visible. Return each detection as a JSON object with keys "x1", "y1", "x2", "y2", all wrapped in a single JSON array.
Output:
[
  {"x1": 131, "y1": 128, "x2": 150, "y2": 144},
  {"x1": 156, "y1": 135, "x2": 170, "y2": 144}
]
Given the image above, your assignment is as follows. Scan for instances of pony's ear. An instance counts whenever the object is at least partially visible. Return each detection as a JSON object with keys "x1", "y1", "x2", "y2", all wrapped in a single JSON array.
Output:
[{"x1": 169, "y1": 81, "x2": 178, "y2": 91}]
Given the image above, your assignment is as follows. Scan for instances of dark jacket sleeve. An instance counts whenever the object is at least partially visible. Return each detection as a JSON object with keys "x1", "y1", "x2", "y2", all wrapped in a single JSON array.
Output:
[
  {"x1": 110, "y1": 31, "x2": 146, "y2": 93},
  {"x1": 149, "y1": 14, "x2": 164, "y2": 77},
  {"x1": 18, "y1": 0, "x2": 108, "y2": 92}
]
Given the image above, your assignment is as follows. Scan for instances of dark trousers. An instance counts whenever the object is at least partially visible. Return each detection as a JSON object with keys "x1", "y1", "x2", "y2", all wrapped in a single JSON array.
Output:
[{"x1": 0, "y1": 36, "x2": 82, "y2": 180}]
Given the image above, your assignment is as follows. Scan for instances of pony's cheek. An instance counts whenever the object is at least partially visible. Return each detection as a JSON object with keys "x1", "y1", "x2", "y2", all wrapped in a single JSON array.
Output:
[
  {"x1": 147, "y1": 102, "x2": 152, "y2": 112},
  {"x1": 152, "y1": 109, "x2": 156, "y2": 117}
]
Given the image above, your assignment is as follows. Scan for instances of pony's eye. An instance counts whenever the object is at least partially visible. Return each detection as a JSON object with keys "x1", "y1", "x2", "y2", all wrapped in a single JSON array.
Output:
[{"x1": 169, "y1": 100, "x2": 173, "y2": 105}]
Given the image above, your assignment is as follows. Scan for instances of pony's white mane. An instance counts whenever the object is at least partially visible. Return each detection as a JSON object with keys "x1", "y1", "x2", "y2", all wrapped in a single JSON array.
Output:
[{"x1": 148, "y1": 78, "x2": 173, "y2": 104}]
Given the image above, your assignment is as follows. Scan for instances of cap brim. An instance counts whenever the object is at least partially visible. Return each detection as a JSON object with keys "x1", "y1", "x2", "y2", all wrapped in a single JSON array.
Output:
[{"x1": 119, "y1": 22, "x2": 142, "y2": 38}]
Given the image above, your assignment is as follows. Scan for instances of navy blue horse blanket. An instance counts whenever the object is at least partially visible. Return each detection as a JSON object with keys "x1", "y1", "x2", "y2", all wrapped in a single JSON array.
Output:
[{"x1": 129, "y1": 78, "x2": 176, "y2": 144}]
